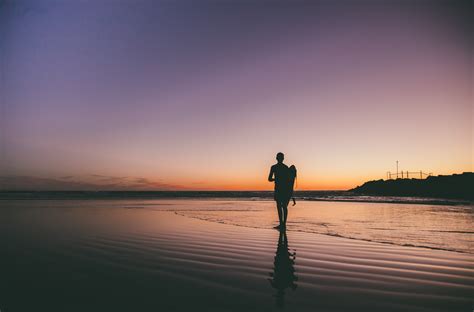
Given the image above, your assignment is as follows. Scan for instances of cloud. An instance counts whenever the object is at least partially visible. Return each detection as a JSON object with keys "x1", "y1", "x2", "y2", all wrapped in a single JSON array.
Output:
[
  {"x1": 0, "y1": 176, "x2": 98, "y2": 191},
  {"x1": 134, "y1": 178, "x2": 149, "y2": 184},
  {"x1": 90, "y1": 174, "x2": 129, "y2": 182},
  {"x1": 0, "y1": 175, "x2": 185, "y2": 191}
]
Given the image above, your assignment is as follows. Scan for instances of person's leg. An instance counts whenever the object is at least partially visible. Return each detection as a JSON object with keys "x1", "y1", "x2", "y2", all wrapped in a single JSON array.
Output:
[
  {"x1": 275, "y1": 200, "x2": 283, "y2": 226},
  {"x1": 282, "y1": 198, "x2": 290, "y2": 226},
  {"x1": 278, "y1": 200, "x2": 284, "y2": 225}
]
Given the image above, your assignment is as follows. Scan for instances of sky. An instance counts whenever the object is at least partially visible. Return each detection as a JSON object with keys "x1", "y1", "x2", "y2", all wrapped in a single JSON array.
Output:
[{"x1": 0, "y1": 0, "x2": 472, "y2": 191}]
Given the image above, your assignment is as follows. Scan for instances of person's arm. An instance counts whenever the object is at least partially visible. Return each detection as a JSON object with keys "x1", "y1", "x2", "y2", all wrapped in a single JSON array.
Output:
[{"x1": 268, "y1": 166, "x2": 275, "y2": 182}]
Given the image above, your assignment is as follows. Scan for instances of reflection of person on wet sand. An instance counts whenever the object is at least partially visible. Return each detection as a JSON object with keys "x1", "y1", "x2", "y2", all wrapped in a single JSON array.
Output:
[{"x1": 268, "y1": 230, "x2": 298, "y2": 308}]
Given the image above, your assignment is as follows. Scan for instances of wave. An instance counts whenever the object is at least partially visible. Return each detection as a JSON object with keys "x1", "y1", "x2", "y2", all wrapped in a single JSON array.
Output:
[{"x1": 174, "y1": 212, "x2": 473, "y2": 255}]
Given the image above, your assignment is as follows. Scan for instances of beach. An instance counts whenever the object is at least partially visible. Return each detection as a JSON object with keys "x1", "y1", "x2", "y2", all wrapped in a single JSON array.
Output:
[
  {"x1": 3, "y1": 0, "x2": 472, "y2": 311},
  {"x1": 0, "y1": 199, "x2": 473, "y2": 311}
]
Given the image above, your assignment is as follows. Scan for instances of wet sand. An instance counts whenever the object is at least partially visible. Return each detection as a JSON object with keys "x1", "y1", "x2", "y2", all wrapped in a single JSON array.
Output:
[{"x1": 0, "y1": 202, "x2": 473, "y2": 311}]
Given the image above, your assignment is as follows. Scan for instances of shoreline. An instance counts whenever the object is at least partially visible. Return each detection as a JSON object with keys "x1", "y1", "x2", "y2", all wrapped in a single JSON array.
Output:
[{"x1": 175, "y1": 211, "x2": 474, "y2": 255}]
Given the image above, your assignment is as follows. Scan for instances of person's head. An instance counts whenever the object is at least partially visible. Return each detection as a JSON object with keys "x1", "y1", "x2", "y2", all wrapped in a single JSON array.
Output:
[{"x1": 276, "y1": 152, "x2": 284, "y2": 163}]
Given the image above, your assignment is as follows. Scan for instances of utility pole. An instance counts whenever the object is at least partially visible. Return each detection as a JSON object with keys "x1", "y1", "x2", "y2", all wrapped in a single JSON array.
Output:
[{"x1": 396, "y1": 160, "x2": 399, "y2": 179}]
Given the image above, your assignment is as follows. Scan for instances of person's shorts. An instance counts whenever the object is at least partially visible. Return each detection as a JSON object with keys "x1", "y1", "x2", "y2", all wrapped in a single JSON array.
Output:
[{"x1": 274, "y1": 191, "x2": 291, "y2": 203}]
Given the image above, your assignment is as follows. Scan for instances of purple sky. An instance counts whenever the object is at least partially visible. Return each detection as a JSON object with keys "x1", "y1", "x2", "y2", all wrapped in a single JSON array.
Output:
[{"x1": 0, "y1": 0, "x2": 472, "y2": 190}]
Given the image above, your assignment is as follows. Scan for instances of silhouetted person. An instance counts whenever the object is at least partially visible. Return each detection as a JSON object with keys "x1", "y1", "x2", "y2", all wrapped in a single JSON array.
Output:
[
  {"x1": 268, "y1": 152, "x2": 292, "y2": 230},
  {"x1": 268, "y1": 230, "x2": 298, "y2": 308}
]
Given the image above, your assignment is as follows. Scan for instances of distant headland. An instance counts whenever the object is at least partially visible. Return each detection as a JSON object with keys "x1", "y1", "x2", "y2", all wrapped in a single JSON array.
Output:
[{"x1": 351, "y1": 172, "x2": 473, "y2": 200}]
